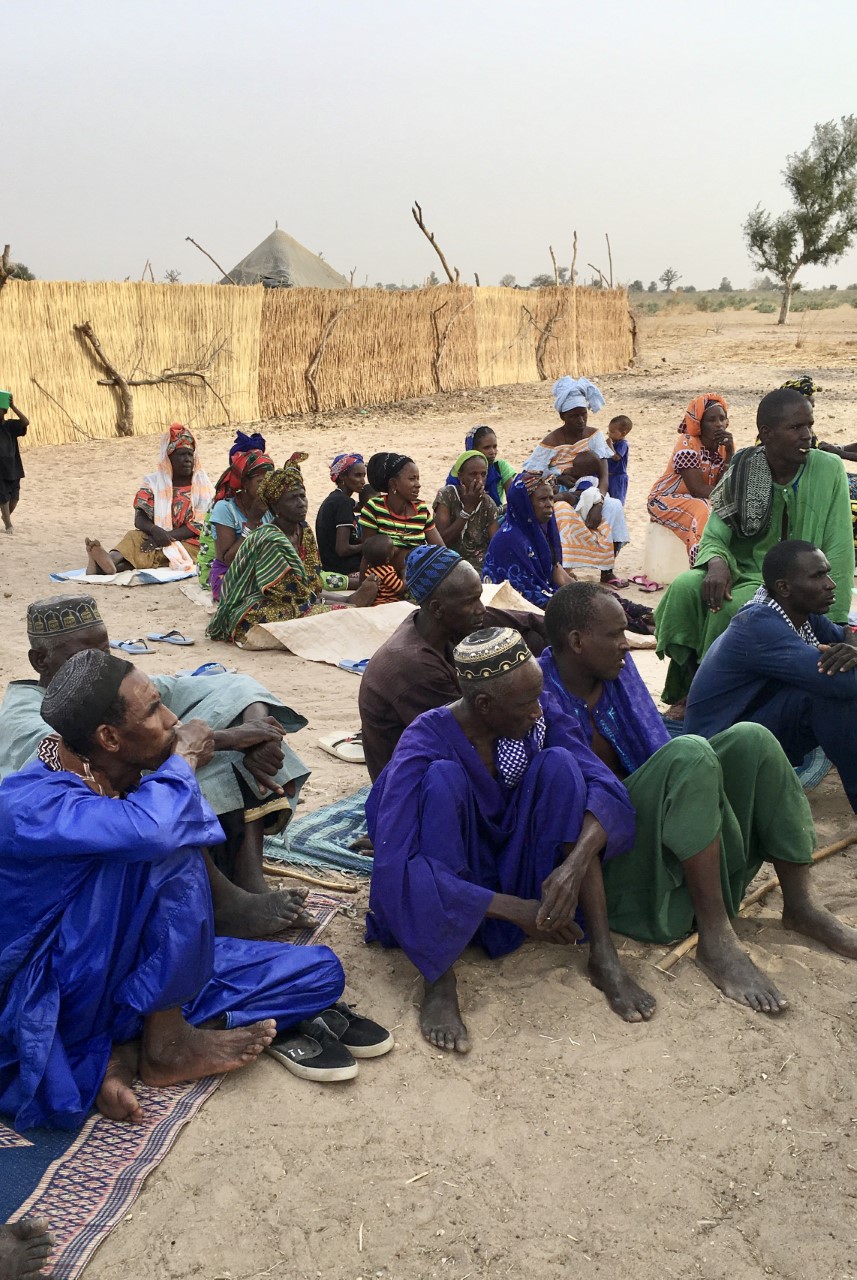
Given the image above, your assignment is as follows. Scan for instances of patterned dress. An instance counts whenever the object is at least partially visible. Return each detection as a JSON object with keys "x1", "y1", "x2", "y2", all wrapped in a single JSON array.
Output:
[
  {"x1": 647, "y1": 433, "x2": 727, "y2": 564},
  {"x1": 207, "y1": 523, "x2": 327, "y2": 643}
]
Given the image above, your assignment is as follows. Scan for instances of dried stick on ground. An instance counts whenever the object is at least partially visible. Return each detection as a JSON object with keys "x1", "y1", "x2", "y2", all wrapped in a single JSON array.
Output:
[
  {"x1": 605, "y1": 233, "x2": 613, "y2": 288},
  {"x1": 522, "y1": 304, "x2": 561, "y2": 380},
  {"x1": 262, "y1": 861, "x2": 360, "y2": 893},
  {"x1": 186, "y1": 236, "x2": 237, "y2": 285},
  {"x1": 74, "y1": 321, "x2": 135, "y2": 436},
  {"x1": 430, "y1": 298, "x2": 474, "y2": 391},
  {"x1": 411, "y1": 202, "x2": 460, "y2": 284},
  {"x1": 305, "y1": 305, "x2": 358, "y2": 411},
  {"x1": 549, "y1": 245, "x2": 559, "y2": 286},
  {"x1": 655, "y1": 833, "x2": 857, "y2": 973},
  {"x1": 570, "y1": 231, "x2": 578, "y2": 286}
]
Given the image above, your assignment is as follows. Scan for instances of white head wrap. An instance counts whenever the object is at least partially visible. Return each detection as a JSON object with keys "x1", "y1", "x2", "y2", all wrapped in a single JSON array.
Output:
[{"x1": 552, "y1": 376, "x2": 605, "y2": 416}]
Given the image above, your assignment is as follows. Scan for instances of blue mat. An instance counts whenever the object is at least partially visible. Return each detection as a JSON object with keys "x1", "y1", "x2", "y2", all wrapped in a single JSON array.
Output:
[
  {"x1": 265, "y1": 786, "x2": 372, "y2": 876},
  {"x1": 659, "y1": 715, "x2": 832, "y2": 790}
]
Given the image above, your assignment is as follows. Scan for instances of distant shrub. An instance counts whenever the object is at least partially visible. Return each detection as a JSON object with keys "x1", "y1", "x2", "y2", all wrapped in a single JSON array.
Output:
[
  {"x1": 755, "y1": 301, "x2": 777, "y2": 313},
  {"x1": 850, "y1": 297, "x2": 857, "y2": 307},
  {"x1": 639, "y1": 300, "x2": 661, "y2": 314},
  {"x1": 696, "y1": 295, "x2": 713, "y2": 311}
]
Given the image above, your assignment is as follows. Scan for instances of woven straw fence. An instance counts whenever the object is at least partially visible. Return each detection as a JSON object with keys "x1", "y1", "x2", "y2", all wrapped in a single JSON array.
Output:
[
  {"x1": 0, "y1": 280, "x2": 263, "y2": 447},
  {"x1": 0, "y1": 280, "x2": 631, "y2": 447}
]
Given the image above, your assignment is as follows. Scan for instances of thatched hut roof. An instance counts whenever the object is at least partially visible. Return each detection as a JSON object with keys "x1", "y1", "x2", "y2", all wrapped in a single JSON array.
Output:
[{"x1": 222, "y1": 228, "x2": 350, "y2": 289}]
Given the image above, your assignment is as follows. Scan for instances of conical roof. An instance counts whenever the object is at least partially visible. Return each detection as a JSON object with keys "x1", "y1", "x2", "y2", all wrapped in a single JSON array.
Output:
[{"x1": 222, "y1": 228, "x2": 350, "y2": 289}]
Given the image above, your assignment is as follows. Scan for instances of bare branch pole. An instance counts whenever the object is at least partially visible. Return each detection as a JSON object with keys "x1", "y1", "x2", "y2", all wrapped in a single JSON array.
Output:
[
  {"x1": 140, "y1": 259, "x2": 151, "y2": 281},
  {"x1": 474, "y1": 272, "x2": 480, "y2": 287},
  {"x1": 0, "y1": 244, "x2": 11, "y2": 291},
  {"x1": 186, "y1": 236, "x2": 237, "y2": 285},
  {"x1": 605, "y1": 233, "x2": 613, "y2": 288},
  {"x1": 74, "y1": 321, "x2": 135, "y2": 436},
  {"x1": 570, "y1": 231, "x2": 578, "y2": 286},
  {"x1": 411, "y1": 202, "x2": 460, "y2": 284},
  {"x1": 430, "y1": 299, "x2": 475, "y2": 391},
  {"x1": 305, "y1": 305, "x2": 359, "y2": 411},
  {"x1": 587, "y1": 262, "x2": 609, "y2": 287},
  {"x1": 349, "y1": 266, "x2": 357, "y2": 288},
  {"x1": 522, "y1": 304, "x2": 561, "y2": 380},
  {"x1": 549, "y1": 245, "x2": 559, "y2": 286},
  {"x1": 148, "y1": 261, "x2": 156, "y2": 283}
]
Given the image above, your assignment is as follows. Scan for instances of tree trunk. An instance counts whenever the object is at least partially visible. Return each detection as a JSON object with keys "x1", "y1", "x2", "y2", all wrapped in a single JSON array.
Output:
[{"x1": 778, "y1": 278, "x2": 794, "y2": 325}]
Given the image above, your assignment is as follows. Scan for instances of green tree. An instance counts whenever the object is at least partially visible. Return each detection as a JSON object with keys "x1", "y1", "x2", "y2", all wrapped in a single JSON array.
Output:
[
  {"x1": 744, "y1": 115, "x2": 857, "y2": 324},
  {"x1": 647, "y1": 280, "x2": 658, "y2": 292},
  {"x1": 498, "y1": 273, "x2": 517, "y2": 287},
  {"x1": 8, "y1": 262, "x2": 35, "y2": 280},
  {"x1": 659, "y1": 267, "x2": 681, "y2": 292},
  {"x1": 628, "y1": 279, "x2": 644, "y2": 292},
  {"x1": 529, "y1": 273, "x2": 556, "y2": 289},
  {"x1": 717, "y1": 276, "x2": 733, "y2": 291}
]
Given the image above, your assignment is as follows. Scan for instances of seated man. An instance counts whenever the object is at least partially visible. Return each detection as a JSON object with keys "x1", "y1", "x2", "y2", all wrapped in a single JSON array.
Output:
[
  {"x1": 2, "y1": 594, "x2": 309, "y2": 911},
  {"x1": 686, "y1": 540, "x2": 857, "y2": 811},
  {"x1": 0, "y1": 650, "x2": 390, "y2": 1131},
  {"x1": 366, "y1": 626, "x2": 652, "y2": 1053},
  {"x1": 541, "y1": 582, "x2": 857, "y2": 1010},
  {"x1": 359, "y1": 545, "x2": 546, "y2": 781}
]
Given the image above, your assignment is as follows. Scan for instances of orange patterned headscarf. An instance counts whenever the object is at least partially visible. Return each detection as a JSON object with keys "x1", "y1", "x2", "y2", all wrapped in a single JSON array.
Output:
[{"x1": 679, "y1": 394, "x2": 728, "y2": 437}]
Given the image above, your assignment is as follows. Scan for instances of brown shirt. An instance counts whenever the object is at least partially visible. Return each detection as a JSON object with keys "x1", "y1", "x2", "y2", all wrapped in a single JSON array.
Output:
[{"x1": 358, "y1": 607, "x2": 548, "y2": 781}]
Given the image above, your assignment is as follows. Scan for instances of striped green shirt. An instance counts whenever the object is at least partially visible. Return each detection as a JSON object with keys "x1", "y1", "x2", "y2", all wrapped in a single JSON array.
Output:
[{"x1": 359, "y1": 495, "x2": 436, "y2": 548}]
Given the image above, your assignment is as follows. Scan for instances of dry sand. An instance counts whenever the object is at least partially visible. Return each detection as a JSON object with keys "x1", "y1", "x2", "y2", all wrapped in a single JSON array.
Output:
[{"x1": 4, "y1": 305, "x2": 857, "y2": 1280}]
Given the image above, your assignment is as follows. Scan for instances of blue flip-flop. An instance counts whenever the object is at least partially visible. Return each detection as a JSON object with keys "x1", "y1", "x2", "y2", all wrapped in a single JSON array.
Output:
[
  {"x1": 146, "y1": 630, "x2": 195, "y2": 646},
  {"x1": 110, "y1": 639, "x2": 154, "y2": 654}
]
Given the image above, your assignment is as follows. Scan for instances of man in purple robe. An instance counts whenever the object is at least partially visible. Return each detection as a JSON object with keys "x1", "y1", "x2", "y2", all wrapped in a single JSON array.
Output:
[
  {"x1": 366, "y1": 626, "x2": 654, "y2": 1054},
  {"x1": 0, "y1": 650, "x2": 385, "y2": 1131}
]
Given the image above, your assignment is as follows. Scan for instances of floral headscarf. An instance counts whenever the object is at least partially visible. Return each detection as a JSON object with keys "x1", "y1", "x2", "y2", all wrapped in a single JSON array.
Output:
[
  {"x1": 330, "y1": 452, "x2": 364, "y2": 484},
  {"x1": 260, "y1": 453, "x2": 309, "y2": 508},
  {"x1": 142, "y1": 427, "x2": 213, "y2": 570},
  {"x1": 166, "y1": 423, "x2": 196, "y2": 455},
  {"x1": 213, "y1": 449, "x2": 274, "y2": 503}
]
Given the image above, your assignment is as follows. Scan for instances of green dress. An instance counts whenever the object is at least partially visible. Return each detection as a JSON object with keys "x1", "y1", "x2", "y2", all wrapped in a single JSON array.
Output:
[
  {"x1": 654, "y1": 449, "x2": 854, "y2": 703},
  {"x1": 207, "y1": 523, "x2": 326, "y2": 643}
]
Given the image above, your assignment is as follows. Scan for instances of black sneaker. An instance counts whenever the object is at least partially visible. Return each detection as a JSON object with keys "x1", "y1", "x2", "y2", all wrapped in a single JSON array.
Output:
[
  {"x1": 327, "y1": 1002, "x2": 395, "y2": 1059},
  {"x1": 265, "y1": 1011, "x2": 358, "y2": 1081}
]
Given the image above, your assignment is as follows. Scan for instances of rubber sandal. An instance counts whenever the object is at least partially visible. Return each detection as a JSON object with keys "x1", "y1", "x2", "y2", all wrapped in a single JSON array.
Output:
[
  {"x1": 629, "y1": 575, "x2": 651, "y2": 586},
  {"x1": 328, "y1": 1002, "x2": 394, "y2": 1058},
  {"x1": 182, "y1": 662, "x2": 236, "y2": 676},
  {"x1": 318, "y1": 731, "x2": 365, "y2": 764},
  {"x1": 110, "y1": 639, "x2": 154, "y2": 654},
  {"x1": 146, "y1": 630, "x2": 195, "y2": 646},
  {"x1": 605, "y1": 577, "x2": 631, "y2": 589},
  {"x1": 265, "y1": 1012, "x2": 358, "y2": 1082},
  {"x1": 638, "y1": 580, "x2": 664, "y2": 593}
]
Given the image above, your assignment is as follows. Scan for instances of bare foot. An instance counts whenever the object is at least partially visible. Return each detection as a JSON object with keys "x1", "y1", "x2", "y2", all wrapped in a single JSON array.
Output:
[
  {"x1": 96, "y1": 1043, "x2": 143, "y2": 1123},
  {"x1": 140, "y1": 1017, "x2": 277, "y2": 1087},
  {"x1": 420, "y1": 971, "x2": 470, "y2": 1053},
  {"x1": 85, "y1": 538, "x2": 117, "y2": 576},
  {"x1": 349, "y1": 835, "x2": 374, "y2": 856},
  {"x1": 0, "y1": 1217, "x2": 56, "y2": 1279},
  {"x1": 215, "y1": 886, "x2": 316, "y2": 939},
  {"x1": 588, "y1": 952, "x2": 657, "y2": 1022},
  {"x1": 663, "y1": 700, "x2": 687, "y2": 721},
  {"x1": 782, "y1": 903, "x2": 857, "y2": 959},
  {"x1": 696, "y1": 929, "x2": 788, "y2": 1014}
]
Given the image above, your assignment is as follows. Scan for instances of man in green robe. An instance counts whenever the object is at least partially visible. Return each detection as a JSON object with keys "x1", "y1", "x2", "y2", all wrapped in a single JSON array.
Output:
[{"x1": 654, "y1": 388, "x2": 854, "y2": 708}]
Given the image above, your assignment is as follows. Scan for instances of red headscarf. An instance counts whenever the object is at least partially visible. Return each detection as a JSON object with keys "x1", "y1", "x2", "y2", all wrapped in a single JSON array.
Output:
[
  {"x1": 166, "y1": 423, "x2": 196, "y2": 455},
  {"x1": 679, "y1": 395, "x2": 728, "y2": 438},
  {"x1": 213, "y1": 448, "x2": 274, "y2": 503}
]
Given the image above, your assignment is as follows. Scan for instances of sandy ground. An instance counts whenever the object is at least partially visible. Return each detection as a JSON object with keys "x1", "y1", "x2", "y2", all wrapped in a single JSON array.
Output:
[{"x1": 5, "y1": 305, "x2": 857, "y2": 1280}]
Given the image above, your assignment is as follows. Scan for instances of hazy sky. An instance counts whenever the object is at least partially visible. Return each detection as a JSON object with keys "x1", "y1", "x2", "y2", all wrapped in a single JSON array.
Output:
[{"x1": 9, "y1": 0, "x2": 857, "y2": 290}]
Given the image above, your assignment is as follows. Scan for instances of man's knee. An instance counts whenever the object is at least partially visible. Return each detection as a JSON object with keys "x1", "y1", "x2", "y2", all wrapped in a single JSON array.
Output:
[
  {"x1": 652, "y1": 735, "x2": 722, "y2": 795},
  {"x1": 310, "y1": 945, "x2": 346, "y2": 1004}
]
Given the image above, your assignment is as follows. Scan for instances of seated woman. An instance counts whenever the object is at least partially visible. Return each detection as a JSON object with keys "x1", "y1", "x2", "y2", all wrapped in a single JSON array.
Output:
[
  {"x1": 554, "y1": 453, "x2": 621, "y2": 582},
  {"x1": 86, "y1": 424, "x2": 213, "y2": 574},
  {"x1": 647, "y1": 395, "x2": 733, "y2": 565},
  {"x1": 445, "y1": 426, "x2": 516, "y2": 515},
  {"x1": 434, "y1": 450, "x2": 500, "y2": 571},
  {"x1": 203, "y1": 447, "x2": 275, "y2": 600},
  {"x1": 360, "y1": 452, "x2": 444, "y2": 573},
  {"x1": 208, "y1": 455, "x2": 376, "y2": 643},
  {"x1": 523, "y1": 376, "x2": 631, "y2": 579},
  {"x1": 482, "y1": 472, "x2": 572, "y2": 608},
  {"x1": 315, "y1": 452, "x2": 367, "y2": 580}
]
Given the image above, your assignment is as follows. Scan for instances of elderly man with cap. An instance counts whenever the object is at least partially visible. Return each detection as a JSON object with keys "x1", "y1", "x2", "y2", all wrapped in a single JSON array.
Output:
[
  {"x1": 358, "y1": 546, "x2": 547, "y2": 782},
  {"x1": 0, "y1": 594, "x2": 313, "y2": 931},
  {"x1": 366, "y1": 626, "x2": 657, "y2": 1054},
  {"x1": 0, "y1": 649, "x2": 393, "y2": 1130}
]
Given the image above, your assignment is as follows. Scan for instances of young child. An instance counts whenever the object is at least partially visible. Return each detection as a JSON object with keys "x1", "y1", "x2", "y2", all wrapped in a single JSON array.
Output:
[
  {"x1": 360, "y1": 534, "x2": 407, "y2": 605},
  {"x1": 606, "y1": 414, "x2": 632, "y2": 505},
  {"x1": 0, "y1": 393, "x2": 29, "y2": 534}
]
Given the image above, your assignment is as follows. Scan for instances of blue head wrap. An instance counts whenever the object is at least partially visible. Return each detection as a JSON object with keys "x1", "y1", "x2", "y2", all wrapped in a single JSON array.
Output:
[
  {"x1": 230, "y1": 430, "x2": 267, "y2": 459},
  {"x1": 405, "y1": 545, "x2": 462, "y2": 603}
]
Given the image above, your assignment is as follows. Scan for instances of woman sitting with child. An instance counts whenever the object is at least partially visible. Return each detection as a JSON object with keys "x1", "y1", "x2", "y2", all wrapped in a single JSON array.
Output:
[
  {"x1": 86, "y1": 423, "x2": 214, "y2": 575},
  {"x1": 647, "y1": 394, "x2": 733, "y2": 565},
  {"x1": 360, "y1": 453, "x2": 444, "y2": 567},
  {"x1": 553, "y1": 453, "x2": 618, "y2": 579},
  {"x1": 208, "y1": 455, "x2": 377, "y2": 643},
  {"x1": 434, "y1": 449, "x2": 500, "y2": 572}
]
